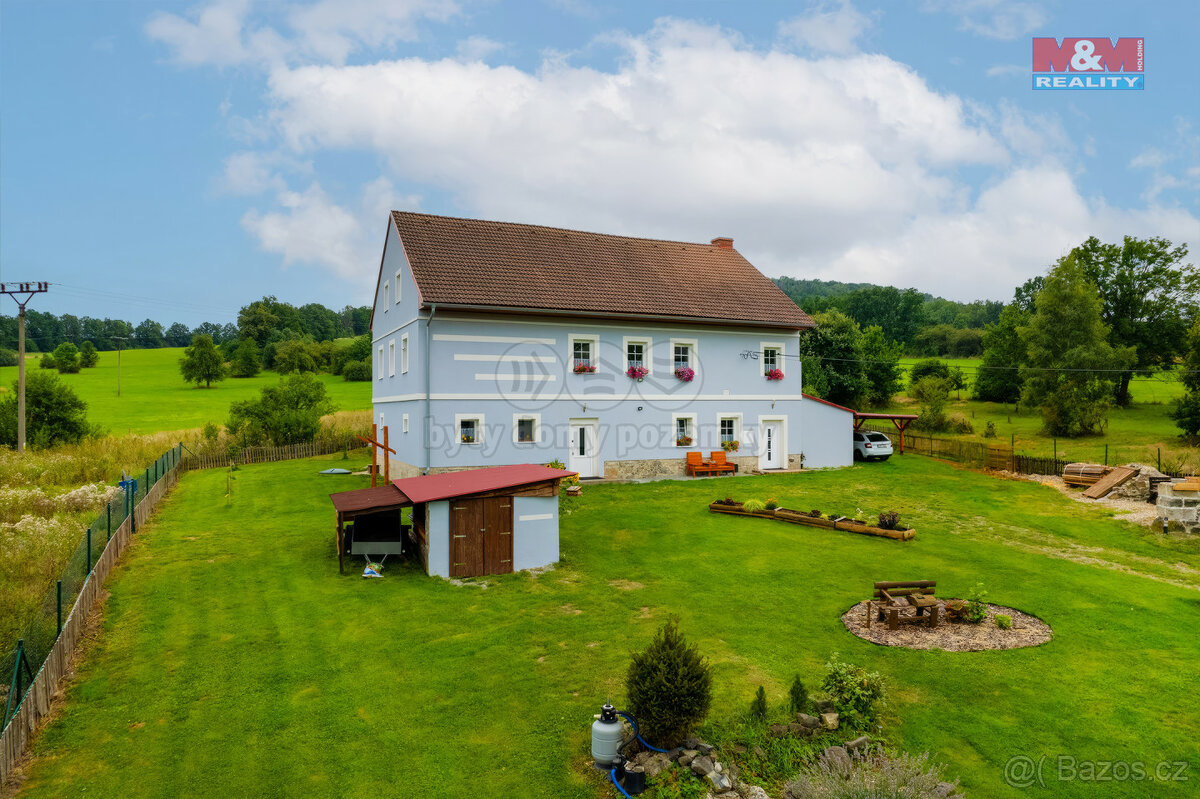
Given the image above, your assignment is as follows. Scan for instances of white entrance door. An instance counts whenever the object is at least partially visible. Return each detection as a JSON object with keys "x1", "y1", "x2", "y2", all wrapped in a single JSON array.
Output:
[
  {"x1": 760, "y1": 421, "x2": 783, "y2": 470},
  {"x1": 569, "y1": 420, "x2": 599, "y2": 478}
]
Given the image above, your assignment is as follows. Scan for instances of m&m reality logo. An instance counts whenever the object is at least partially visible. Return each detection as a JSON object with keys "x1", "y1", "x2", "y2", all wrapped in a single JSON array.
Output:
[{"x1": 1032, "y1": 37, "x2": 1144, "y2": 90}]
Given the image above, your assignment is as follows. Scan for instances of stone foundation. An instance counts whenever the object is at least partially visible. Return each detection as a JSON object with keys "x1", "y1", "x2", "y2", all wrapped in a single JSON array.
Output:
[
  {"x1": 384, "y1": 457, "x2": 422, "y2": 479},
  {"x1": 603, "y1": 455, "x2": 759, "y2": 480},
  {"x1": 1155, "y1": 483, "x2": 1200, "y2": 536}
]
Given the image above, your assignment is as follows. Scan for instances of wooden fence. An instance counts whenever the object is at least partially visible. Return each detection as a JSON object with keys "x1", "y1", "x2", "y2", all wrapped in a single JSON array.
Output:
[
  {"x1": 180, "y1": 439, "x2": 364, "y2": 472},
  {"x1": 0, "y1": 465, "x2": 180, "y2": 783},
  {"x1": 860, "y1": 423, "x2": 1069, "y2": 476}
]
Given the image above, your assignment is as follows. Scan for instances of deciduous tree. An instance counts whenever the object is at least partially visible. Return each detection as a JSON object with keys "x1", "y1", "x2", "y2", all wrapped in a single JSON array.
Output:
[{"x1": 180, "y1": 334, "x2": 227, "y2": 388}]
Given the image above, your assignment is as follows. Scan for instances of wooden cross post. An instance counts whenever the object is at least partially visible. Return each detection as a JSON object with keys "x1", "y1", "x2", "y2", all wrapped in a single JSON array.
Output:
[{"x1": 356, "y1": 424, "x2": 397, "y2": 488}]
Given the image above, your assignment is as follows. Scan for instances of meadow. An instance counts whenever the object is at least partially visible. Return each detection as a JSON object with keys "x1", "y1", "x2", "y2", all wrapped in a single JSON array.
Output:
[
  {"x1": 11, "y1": 454, "x2": 1200, "y2": 798},
  {"x1": 0, "y1": 347, "x2": 372, "y2": 436},
  {"x1": 891, "y1": 357, "x2": 1197, "y2": 469}
]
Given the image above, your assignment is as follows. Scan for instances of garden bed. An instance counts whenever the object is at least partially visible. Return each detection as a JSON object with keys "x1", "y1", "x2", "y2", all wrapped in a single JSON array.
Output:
[
  {"x1": 708, "y1": 502, "x2": 915, "y2": 540},
  {"x1": 841, "y1": 600, "x2": 1052, "y2": 651}
]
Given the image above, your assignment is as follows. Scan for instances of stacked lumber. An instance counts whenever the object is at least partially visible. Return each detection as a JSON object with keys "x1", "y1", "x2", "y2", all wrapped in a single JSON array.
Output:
[
  {"x1": 1063, "y1": 462, "x2": 1110, "y2": 487},
  {"x1": 1174, "y1": 477, "x2": 1200, "y2": 493},
  {"x1": 1082, "y1": 466, "x2": 1137, "y2": 499}
]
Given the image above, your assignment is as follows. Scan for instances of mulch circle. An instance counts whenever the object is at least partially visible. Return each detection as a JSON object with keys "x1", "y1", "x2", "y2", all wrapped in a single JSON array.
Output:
[{"x1": 841, "y1": 600, "x2": 1053, "y2": 652}]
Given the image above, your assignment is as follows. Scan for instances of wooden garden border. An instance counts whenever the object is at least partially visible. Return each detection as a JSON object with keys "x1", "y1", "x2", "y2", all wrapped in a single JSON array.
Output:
[
  {"x1": 708, "y1": 502, "x2": 915, "y2": 541},
  {"x1": 0, "y1": 465, "x2": 180, "y2": 784}
]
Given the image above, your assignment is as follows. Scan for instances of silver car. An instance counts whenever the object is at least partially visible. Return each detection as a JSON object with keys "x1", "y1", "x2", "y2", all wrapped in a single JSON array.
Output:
[{"x1": 853, "y1": 431, "x2": 893, "y2": 461}]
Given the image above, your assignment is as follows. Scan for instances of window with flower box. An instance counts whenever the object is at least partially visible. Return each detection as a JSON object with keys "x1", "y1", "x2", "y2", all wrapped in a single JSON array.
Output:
[
  {"x1": 673, "y1": 414, "x2": 696, "y2": 447},
  {"x1": 761, "y1": 342, "x2": 785, "y2": 379},
  {"x1": 569, "y1": 334, "x2": 598, "y2": 373},
  {"x1": 457, "y1": 414, "x2": 484, "y2": 445}
]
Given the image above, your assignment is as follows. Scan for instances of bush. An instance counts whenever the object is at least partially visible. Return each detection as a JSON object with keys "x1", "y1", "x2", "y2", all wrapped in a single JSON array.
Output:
[
  {"x1": 202, "y1": 422, "x2": 220, "y2": 443},
  {"x1": 983, "y1": 420, "x2": 997, "y2": 438},
  {"x1": 877, "y1": 511, "x2": 900, "y2": 530},
  {"x1": 742, "y1": 499, "x2": 766, "y2": 513},
  {"x1": 995, "y1": 614, "x2": 1013, "y2": 630},
  {"x1": 965, "y1": 583, "x2": 988, "y2": 624},
  {"x1": 947, "y1": 413, "x2": 973, "y2": 434},
  {"x1": 273, "y1": 339, "x2": 319, "y2": 374},
  {"x1": 625, "y1": 620, "x2": 712, "y2": 747},
  {"x1": 764, "y1": 497, "x2": 779, "y2": 510},
  {"x1": 52, "y1": 342, "x2": 80, "y2": 374},
  {"x1": 229, "y1": 338, "x2": 261, "y2": 378},
  {"x1": 788, "y1": 674, "x2": 809, "y2": 714},
  {"x1": 821, "y1": 653, "x2": 885, "y2": 724},
  {"x1": 39, "y1": 354, "x2": 56, "y2": 369},
  {"x1": 0, "y1": 348, "x2": 16, "y2": 367},
  {"x1": 750, "y1": 685, "x2": 768, "y2": 721},
  {"x1": 342, "y1": 359, "x2": 372, "y2": 382},
  {"x1": 79, "y1": 341, "x2": 98, "y2": 368},
  {"x1": 908, "y1": 358, "x2": 951, "y2": 389},
  {"x1": 227, "y1": 372, "x2": 335, "y2": 446},
  {"x1": 0, "y1": 371, "x2": 92, "y2": 448},
  {"x1": 808, "y1": 509, "x2": 822, "y2": 518},
  {"x1": 784, "y1": 749, "x2": 964, "y2": 799},
  {"x1": 911, "y1": 377, "x2": 950, "y2": 432},
  {"x1": 1170, "y1": 391, "x2": 1200, "y2": 438}
]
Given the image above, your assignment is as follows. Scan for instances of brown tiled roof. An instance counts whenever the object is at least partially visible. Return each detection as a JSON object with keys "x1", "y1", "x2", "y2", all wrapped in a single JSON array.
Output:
[{"x1": 389, "y1": 212, "x2": 814, "y2": 329}]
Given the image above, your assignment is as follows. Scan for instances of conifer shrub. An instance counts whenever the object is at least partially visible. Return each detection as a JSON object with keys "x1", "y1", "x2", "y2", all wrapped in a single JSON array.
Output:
[{"x1": 625, "y1": 620, "x2": 713, "y2": 747}]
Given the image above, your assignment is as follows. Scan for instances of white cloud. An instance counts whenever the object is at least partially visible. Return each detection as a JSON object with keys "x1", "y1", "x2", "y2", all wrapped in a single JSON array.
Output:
[
  {"x1": 199, "y1": 17, "x2": 1193, "y2": 301},
  {"x1": 923, "y1": 0, "x2": 1046, "y2": 41},
  {"x1": 240, "y1": 179, "x2": 420, "y2": 280},
  {"x1": 985, "y1": 64, "x2": 1025, "y2": 78},
  {"x1": 146, "y1": 0, "x2": 458, "y2": 67},
  {"x1": 455, "y1": 35, "x2": 504, "y2": 62},
  {"x1": 778, "y1": 1, "x2": 872, "y2": 56}
]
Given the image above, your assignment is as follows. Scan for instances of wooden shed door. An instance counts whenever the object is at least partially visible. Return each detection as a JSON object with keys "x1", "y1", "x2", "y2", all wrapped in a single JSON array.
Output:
[
  {"x1": 483, "y1": 497, "x2": 513, "y2": 574},
  {"x1": 450, "y1": 497, "x2": 513, "y2": 577},
  {"x1": 450, "y1": 500, "x2": 484, "y2": 577}
]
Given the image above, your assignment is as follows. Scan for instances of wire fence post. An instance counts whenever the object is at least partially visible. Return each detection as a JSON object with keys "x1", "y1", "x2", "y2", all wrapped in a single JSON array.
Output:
[
  {"x1": 1104, "y1": 444, "x2": 1108, "y2": 466},
  {"x1": 56, "y1": 580, "x2": 62, "y2": 636},
  {"x1": 86, "y1": 527, "x2": 92, "y2": 575},
  {"x1": 107, "y1": 503, "x2": 112, "y2": 543}
]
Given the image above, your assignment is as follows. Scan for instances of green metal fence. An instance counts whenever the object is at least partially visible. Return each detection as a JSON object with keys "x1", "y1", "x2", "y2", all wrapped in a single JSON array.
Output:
[{"x1": 0, "y1": 443, "x2": 183, "y2": 729}]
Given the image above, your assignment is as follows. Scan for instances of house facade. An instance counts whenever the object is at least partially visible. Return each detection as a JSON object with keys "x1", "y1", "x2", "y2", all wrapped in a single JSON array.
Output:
[{"x1": 371, "y1": 212, "x2": 853, "y2": 479}]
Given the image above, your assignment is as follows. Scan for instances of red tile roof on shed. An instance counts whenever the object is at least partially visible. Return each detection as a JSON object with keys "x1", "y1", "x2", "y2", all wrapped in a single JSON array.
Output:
[
  {"x1": 391, "y1": 464, "x2": 576, "y2": 504},
  {"x1": 390, "y1": 211, "x2": 814, "y2": 330}
]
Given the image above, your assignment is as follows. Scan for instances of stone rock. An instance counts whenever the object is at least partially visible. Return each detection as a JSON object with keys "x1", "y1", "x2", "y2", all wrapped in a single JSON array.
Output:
[
  {"x1": 815, "y1": 699, "x2": 835, "y2": 712},
  {"x1": 744, "y1": 787, "x2": 771, "y2": 799},
  {"x1": 768, "y1": 724, "x2": 787, "y2": 737},
  {"x1": 787, "y1": 723, "x2": 805, "y2": 736},
  {"x1": 1110, "y1": 463, "x2": 1162, "y2": 502},
  {"x1": 821, "y1": 746, "x2": 851, "y2": 773},
  {"x1": 728, "y1": 743, "x2": 747, "y2": 755},
  {"x1": 691, "y1": 755, "x2": 715, "y2": 776},
  {"x1": 707, "y1": 771, "x2": 734, "y2": 792},
  {"x1": 695, "y1": 740, "x2": 715, "y2": 755},
  {"x1": 796, "y1": 713, "x2": 820, "y2": 728},
  {"x1": 680, "y1": 749, "x2": 699, "y2": 766},
  {"x1": 685, "y1": 736, "x2": 701, "y2": 749},
  {"x1": 668, "y1": 747, "x2": 683, "y2": 762},
  {"x1": 726, "y1": 762, "x2": 740, "y2": 780},
  {"x1": 820, "y1": 712, "x2": 839, "y2": 730},
  {"x1": 752, "y1": 746, "x2": 766, "y2": 759},
  {"x1": 645, "y1": 753, "x2": 671, "y2": 779},
  {"x1": 845, "y1": 735, "x2": 870, "y2": 751}
]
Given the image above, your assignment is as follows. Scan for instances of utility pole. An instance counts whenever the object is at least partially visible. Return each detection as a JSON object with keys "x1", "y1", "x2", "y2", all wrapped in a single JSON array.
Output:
[
  {"x1": 112, "y1": 336, "x2": 128, "y2": 397},
  {"x1": 1, "y1": 282, "x2": 50, "y2": 453}
]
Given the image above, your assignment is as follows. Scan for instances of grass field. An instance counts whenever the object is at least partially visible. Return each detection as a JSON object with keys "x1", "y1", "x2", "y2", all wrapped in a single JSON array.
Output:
[
  {"x1": 13, "y1": 455, "x2": 1200, "y2": 798},
  {"x1": 893, "y1": 357, "x2": 1197, "y2": 468},
  {"x1": 0, "y1": 348, "x2": 372, "y2": 435}
]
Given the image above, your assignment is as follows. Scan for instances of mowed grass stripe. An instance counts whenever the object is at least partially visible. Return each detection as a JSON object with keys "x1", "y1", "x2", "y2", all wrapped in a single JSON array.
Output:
[{"x1": 16, "y1": 455, "x2": 1200, "y2": 798}]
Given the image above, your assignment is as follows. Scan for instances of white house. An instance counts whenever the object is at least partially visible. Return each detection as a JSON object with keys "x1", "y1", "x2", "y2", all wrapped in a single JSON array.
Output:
[{"x1": 370, "y1": 211, "x2": 853, "y2": 478}]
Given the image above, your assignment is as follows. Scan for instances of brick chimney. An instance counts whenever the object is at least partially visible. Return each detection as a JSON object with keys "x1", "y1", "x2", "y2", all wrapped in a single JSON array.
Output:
[{"x1": 711, "y1": 237, "x2": 733, "y2": 250}]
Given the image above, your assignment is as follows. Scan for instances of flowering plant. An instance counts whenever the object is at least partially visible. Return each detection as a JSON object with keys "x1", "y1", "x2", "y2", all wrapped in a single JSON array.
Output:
[
  {"x1": 573, "y1": 362, "x2": 596, "y2": 374},
  {"x1": 721, "y1": 440, "x2": 740, "y2": 452},
  {"x1": 626, "y1": 365, "x2": 649, "y2": 379},
  {"x1": 765, "y1": 368, "x2": 784, "y2": 381},
  {"x1": 676, "y1": 436, "x2": 693, "y2": 446},
  {"x1": 674, "y1": 367, "x2": 695, "y2": 382}
]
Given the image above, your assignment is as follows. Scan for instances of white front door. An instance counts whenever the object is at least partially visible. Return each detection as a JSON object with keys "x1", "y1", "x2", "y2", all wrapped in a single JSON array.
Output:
[
  {"x1": 760, "y1": 421, "x2": 783, "y2": 470},
  {"x1": 569, "y1": 420, "x2": 599, "y2": 478}
]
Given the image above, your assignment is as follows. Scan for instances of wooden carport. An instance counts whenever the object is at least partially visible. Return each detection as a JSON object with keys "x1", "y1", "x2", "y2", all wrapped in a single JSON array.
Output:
[
  {"x1": 853, "y1": 412, "x2": 919, "y2": 453},
  {"x1": 330, "y1": 484, "x2": 412, "y2": 574}
]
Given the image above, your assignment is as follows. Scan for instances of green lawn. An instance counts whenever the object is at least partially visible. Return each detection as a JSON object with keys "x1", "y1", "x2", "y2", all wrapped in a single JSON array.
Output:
[
  {"x1": 893, "y1": 357, "x2": 1196, "y2": 468},
  {"x1": 0, "y1": 348, "x2": 371, "y2": 435},
  {"x1": 14, "y1": 455, "x2": 1200, "y2": 797}
]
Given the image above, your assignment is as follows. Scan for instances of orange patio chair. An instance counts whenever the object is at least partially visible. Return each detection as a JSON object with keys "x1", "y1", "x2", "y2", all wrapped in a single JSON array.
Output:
[
  {"x1": 709, "y1": 451, "x2": 736, "y2": 475},
  {"x1": 685, "y1": 451, "x2": 714, "y2": 477}
]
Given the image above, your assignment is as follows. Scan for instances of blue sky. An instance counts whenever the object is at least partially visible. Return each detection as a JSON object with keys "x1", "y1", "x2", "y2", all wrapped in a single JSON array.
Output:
[{"x1": 2, "y1": 0, "x2": 1197, "y2": 327}]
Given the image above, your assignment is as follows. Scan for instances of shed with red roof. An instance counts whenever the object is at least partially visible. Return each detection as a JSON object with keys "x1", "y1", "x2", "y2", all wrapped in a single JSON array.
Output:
[{"x1": 330, "y1": 464, "x2": 575, "y2": 577}]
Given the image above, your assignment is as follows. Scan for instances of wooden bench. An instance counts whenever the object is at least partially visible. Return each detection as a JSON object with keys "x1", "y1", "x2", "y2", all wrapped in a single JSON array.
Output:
[{"x1": 868, "y1": 580, "x2": 939, "y2": 630}]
